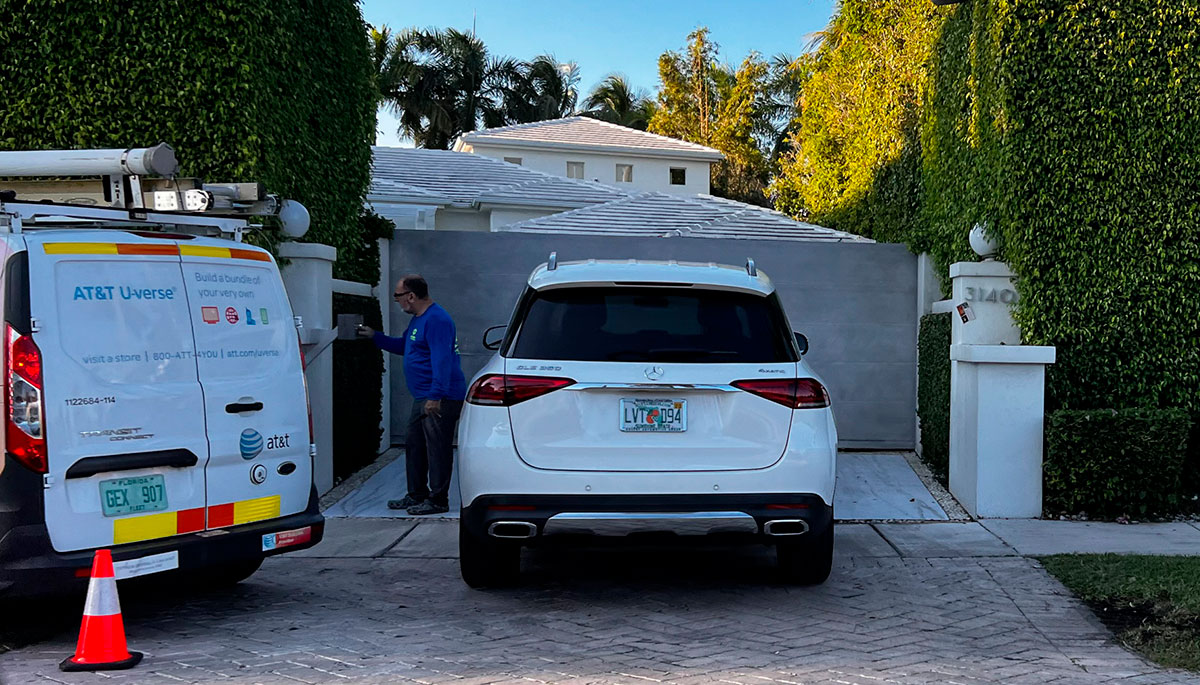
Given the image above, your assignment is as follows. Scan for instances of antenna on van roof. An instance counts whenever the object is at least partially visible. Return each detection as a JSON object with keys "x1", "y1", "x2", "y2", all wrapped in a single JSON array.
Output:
[
  {"x1": 547, "y1": 251, "x2": 558, "y2": 271},
  {"x1": 746, "y1": 258, "x2": 757, "y2": 277}
]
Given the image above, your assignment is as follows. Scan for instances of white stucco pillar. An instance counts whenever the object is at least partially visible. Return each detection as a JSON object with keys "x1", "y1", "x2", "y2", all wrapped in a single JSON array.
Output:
[
  {"x1": 279, "y1": 242, "x2": 337, "y2": 494},
  {"x1": 948, "y1": 258, "x2": 1055, "y2": 518},
  {"x1": 949, "y1": 344, "x2": 1055, "y2": 517}
]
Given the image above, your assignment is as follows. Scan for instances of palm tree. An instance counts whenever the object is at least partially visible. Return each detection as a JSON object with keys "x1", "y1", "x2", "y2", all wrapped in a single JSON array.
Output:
[
  {"x1": 375, "y1": 27, "x2": 525, "y2": 149},
  {"x1": 760, "y1": 53, "x2": 810, "y2": 161},
  {"x1": 504, "y1": 55, "x2": 581, "y2": 123},
  {"x1": 581, "y1": 75, "x2": 656, "y2": 130}
]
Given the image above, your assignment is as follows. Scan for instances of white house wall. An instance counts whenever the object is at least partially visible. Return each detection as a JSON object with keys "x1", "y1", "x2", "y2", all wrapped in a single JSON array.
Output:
[
  {"x1": 467, "y1": 143, "x2": 711, "y2": 195},
  {"x1": 488, "y1": 207, "x2": 561, "y2": 231},
  {"x1": 368, "y1": 201, "x2": 437, "y2": 230},
  {"x1": 434, "y1": 208, "x2": 491, "y2": 231}
]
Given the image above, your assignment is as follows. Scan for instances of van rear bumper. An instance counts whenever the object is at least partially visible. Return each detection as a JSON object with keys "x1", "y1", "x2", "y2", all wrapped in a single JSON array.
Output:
[{"x1": 0, "y1": 488, "x2": 323, "y2": 598}]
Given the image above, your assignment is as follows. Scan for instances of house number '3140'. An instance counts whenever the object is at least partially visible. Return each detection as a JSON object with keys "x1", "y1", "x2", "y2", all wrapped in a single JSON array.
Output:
[{"x1": 964, "y1": 287, "x2": 1019, "y2": 304}]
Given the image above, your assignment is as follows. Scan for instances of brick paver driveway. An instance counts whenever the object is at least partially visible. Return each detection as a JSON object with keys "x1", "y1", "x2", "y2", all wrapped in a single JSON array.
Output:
[{"x1": 1, "y1": 520, "x2": 1194, "y2": 685}]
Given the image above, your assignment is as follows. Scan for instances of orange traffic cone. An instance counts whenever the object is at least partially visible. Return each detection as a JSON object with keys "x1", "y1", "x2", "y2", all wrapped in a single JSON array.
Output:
[{"x1": 59, "y1": 549, "x2": 143, "y2": 672}]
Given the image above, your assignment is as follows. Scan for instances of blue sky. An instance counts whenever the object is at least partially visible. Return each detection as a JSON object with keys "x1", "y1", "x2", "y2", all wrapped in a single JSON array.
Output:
[{"x1": 361, "y1": 0, "x2": 839, "y2": 146}]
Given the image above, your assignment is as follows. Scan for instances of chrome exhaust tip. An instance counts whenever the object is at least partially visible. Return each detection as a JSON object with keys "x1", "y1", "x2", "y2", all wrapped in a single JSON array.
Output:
[
  {"x1": 488, "y1": 521, "x2": 539, "y2": 539},
  {"x1": 763, "y1": 519, "x2": 810, "y2": 536}
]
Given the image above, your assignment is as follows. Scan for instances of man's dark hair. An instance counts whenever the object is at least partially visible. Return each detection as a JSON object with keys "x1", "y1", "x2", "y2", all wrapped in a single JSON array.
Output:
[{"x1": 402, "y1": 274, "x2": 429, "y2": 299}]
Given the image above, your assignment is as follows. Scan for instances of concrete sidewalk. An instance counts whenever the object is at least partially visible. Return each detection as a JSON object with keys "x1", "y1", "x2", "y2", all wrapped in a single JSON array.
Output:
[{"x1": 982, "y1": 518, "x2": 1200, "y2": 556}]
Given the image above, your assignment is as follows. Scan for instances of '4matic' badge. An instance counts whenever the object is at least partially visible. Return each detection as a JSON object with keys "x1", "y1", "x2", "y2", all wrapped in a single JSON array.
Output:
[{"x1": 240, "y1": 429, "x2": 264, "y2": 460}]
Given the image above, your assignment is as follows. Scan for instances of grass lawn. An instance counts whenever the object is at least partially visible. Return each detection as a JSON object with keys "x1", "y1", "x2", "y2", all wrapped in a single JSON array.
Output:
[{"x1": 1040, "y1": 555, "x2": 1200, "y2": 671}]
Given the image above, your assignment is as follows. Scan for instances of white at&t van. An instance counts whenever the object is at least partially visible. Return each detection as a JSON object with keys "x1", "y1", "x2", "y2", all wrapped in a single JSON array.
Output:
[{"x1": 0, "y1": 145, "x2": 323, "y2": 596}]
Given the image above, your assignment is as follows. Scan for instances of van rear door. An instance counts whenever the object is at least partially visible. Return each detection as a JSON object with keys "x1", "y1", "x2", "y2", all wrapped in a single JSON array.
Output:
[
  {"x1": 178, "y1": 241, "x2": 310, "y2": 528},
  {"x1": 28, "y1": 234, "x2": 210, "y2": 552}
]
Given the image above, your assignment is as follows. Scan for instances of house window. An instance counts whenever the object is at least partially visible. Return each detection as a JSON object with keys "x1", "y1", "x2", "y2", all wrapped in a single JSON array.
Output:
[
  {"x1": 503, "y1": 157, "x2": 522, "y2": 166},
  {"x1": 615, "y1": 164, "x2": 633, "y2": 183},
  {"x1": 669, "y1": 167, "x2": 687, "y2": 185},
  {"x1": 567, "y1": 161, "x2": 585, "y2": 179}
]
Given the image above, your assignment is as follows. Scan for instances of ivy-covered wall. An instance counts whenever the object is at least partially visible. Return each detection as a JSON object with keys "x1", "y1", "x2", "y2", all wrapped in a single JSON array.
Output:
[
  {"x1": 0, "y1": 0, "x2": 379, "y2": 282},
  {"x1": 924, "y1": 1, "x2": 1200, "y2": 417},
  {"x1": 784, "y1": 0, "x2": 1200, "y2": 425}
]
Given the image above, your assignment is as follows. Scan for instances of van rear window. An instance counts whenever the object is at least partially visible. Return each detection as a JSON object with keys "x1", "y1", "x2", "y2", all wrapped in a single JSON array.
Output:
[{"x1": 509, "y1": 287, "x2": 797, "y2": 363}]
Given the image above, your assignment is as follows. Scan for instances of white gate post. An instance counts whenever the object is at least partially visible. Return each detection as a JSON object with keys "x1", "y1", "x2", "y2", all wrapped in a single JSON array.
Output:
[
  {"x1": 279, "y1": 242, "x2": 337, "y2": 494},
  {"x1": 948, "y1": 228, "x2": 1055, "y2": 518},
  {"x1": 376, "y1": 236, "x2": 392, "y2": 452}
]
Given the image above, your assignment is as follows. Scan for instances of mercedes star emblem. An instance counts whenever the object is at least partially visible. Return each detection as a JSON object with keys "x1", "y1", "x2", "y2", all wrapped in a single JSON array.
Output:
[{"x1": 644, "y1": 366, "x2": 665, "y2": 381}]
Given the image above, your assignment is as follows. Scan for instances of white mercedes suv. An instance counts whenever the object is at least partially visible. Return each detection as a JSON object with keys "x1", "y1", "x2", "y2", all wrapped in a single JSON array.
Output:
[{"x1": 457, "y1": 257, "x2": 837, "y2": 587}]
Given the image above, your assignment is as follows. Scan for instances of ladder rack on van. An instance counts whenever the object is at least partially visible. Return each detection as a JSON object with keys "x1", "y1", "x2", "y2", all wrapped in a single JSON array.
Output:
[{"x1": 0, "y1": 144, "x2": 309, "y2": 241}]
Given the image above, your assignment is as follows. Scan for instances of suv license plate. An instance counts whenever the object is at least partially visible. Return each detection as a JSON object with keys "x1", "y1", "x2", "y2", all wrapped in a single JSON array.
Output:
[
  {"x1": 100, "y1": 475, "x2": 168, "y2": 517},
  {"x1": 620, "y1": 399, "x2": 687, "y2": 432}
]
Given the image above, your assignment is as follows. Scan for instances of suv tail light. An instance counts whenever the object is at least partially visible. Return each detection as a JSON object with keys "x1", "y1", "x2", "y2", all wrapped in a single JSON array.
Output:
[
  {"x1": 6, "y1": 324, "x2": 47, "y2": 472},
  {"x1": 732, "y1": 378, "x2": 830, "y2": 409},
  {"x1": 466, "y1": 374, "x2": 575, "y2": 406}
]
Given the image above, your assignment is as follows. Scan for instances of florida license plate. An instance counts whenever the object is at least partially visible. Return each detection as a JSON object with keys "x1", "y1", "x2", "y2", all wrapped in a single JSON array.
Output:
[
  {"x1": 620, "y1": 399, "x2": 687, "y2": 432},
  {"x1": 100, "y1": 474, "x2": 168, "y2": 517}
]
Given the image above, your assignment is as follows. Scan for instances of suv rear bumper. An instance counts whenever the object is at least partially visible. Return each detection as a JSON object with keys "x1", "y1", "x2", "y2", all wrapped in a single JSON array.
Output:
[
  {"x1": 461, "y1": 493, "x2": 832, "y2": 543},
  {"x1": 0, "y1": 486, "x2": 324, "y2": 598}
]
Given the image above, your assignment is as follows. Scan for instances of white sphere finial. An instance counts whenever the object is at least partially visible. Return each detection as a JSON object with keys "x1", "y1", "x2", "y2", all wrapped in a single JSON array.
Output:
[
  {"x1": 278, "y1": 199, "x2": 311, "y2": 238},
  {"x1": 970, "y1": 222, "x2": 998, "y2": 260}
]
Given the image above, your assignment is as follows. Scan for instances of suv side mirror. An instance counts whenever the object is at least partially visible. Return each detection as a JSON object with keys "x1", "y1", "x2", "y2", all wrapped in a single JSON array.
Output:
[
  {"x1": 794, "y1": 331, "x2": 809, "y2": 356},
  {"x1": 483, "y1": 325, "x2": 507, "y2": 351}
]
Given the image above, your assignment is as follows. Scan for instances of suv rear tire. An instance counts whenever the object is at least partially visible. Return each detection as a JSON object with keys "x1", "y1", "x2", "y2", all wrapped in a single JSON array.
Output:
[
  {"x1": 776, "y1": 520, "x2": 833, "y2": 585},
  {"x1": 459, "y1": 521, "x2": 520, "y2": 588}
]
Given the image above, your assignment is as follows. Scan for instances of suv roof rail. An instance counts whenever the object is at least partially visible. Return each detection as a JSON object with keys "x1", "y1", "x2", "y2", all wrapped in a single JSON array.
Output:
[
  {"x1": 746, "y1": 258, "x2": 757, "y2": 277},
  {"x1": 547, "y1": 251, "x2": 558, "y2": 271}
]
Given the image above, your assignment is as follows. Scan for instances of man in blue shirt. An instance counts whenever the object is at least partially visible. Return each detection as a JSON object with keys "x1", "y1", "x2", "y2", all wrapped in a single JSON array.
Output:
[{"x1": 358, "y1": 274, "x2": 467, "y2": 515}]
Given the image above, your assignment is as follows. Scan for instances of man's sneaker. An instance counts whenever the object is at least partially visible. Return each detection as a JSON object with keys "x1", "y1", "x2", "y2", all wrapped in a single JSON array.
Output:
[
  {"x1": 387, "y1": 495, "x2": 423, "y2": 510},
  {"x1": 407, "y1": 500, "x2": 450, "y2": 516}
]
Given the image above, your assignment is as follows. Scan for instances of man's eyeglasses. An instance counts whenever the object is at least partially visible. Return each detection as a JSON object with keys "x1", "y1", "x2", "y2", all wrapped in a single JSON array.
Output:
[{"x1": 393, "y1": 290, "x2": 413, "y2": 300}]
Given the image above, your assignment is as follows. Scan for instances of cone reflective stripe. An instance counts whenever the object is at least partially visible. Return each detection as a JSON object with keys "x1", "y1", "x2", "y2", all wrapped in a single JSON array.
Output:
[{"x1": 60, "y1": 549, "x2": 143, "y2": 672}]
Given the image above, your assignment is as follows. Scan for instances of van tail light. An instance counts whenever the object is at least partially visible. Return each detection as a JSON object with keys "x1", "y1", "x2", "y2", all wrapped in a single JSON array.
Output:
[
  {"x1": 297, "y1": 333, "x2": 314, "y2": 451},
  {"x1": 466, "y1": 375, "x2": 575, "y2": 406},
  {"x1": 6, "y1": 325, "x2": 47, "y2": 473},
  {"x1": 732, "y1": 378, "x2": 830, "y2": 409}
]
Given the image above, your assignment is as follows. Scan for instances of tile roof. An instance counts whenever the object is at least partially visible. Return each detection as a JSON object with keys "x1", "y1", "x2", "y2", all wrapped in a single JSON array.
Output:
[
  {"x1": 496, "y1": 192, "x2": 872, "y2": 243},
  {"x1": 369, "y1": 147, "x2": 629, "y2": 209},
  {"x1": 456, "y1": 117, "x2": 725, "y2": 161}
]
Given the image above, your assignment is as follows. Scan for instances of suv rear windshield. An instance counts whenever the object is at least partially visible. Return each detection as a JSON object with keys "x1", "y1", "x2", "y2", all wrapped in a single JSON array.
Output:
[{"x1": 508, "y1": 286, "x2": 797, "y2": 363}]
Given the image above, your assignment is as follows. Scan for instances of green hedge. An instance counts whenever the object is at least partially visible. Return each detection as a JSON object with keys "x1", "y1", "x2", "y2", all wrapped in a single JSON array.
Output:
[
  {"x1": 1045, "y1": 409, "x2": 1190, "y2": 518},
  {"x1": 331, "y1": 293, "x2": 384, "y2": 483},
  {"x1": 0, "y1": 0, "x2": 378, "y2": 282},
  {"x1": 916, "y1": 313, "x2": 951, "y2": 482}
]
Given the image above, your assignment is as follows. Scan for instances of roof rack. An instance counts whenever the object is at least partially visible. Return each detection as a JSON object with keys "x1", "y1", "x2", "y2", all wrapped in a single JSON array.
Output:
[{"x1": 0, "y1": 144, "x2": 308, "y2": 241}]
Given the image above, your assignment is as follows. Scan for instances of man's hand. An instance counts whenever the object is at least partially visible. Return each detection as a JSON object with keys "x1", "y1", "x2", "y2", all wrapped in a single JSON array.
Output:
[
  {"x1": 355, "y1": 324, "x2": 375, "y2": 339},
  {"x1": 423, "y1": 399, "x2": 442, "y2": 418}
]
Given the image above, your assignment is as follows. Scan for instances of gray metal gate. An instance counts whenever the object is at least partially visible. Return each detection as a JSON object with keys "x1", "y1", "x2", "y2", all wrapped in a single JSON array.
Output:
[{"x1": 387, "y1": 231, "x2": 918, "y2": 449}]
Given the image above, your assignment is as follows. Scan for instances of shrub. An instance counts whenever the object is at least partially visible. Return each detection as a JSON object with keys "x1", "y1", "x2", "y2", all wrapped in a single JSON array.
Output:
[
  {"x1": 916, "y1": 312, "x2": 951, "y2": 482},
  {"x1": 1044, "y1": 408, "x2": 1191, "y2": 518}
]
